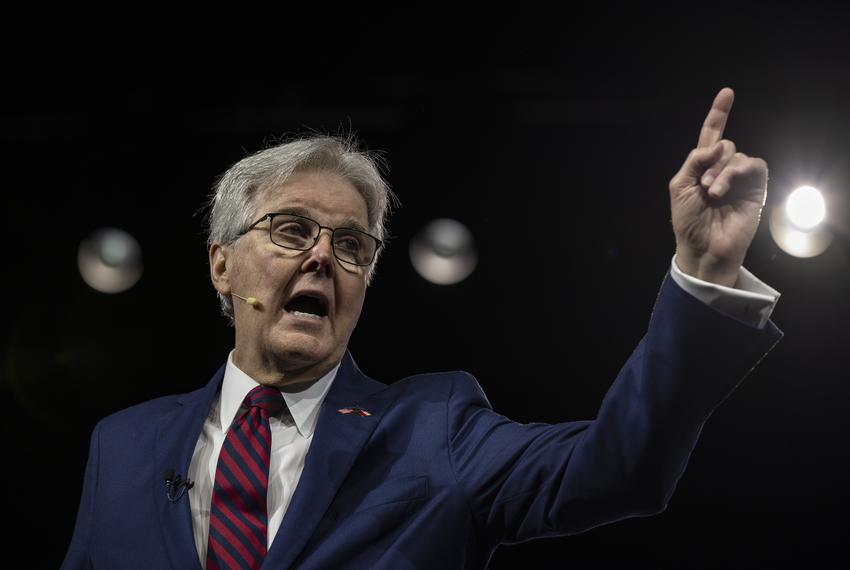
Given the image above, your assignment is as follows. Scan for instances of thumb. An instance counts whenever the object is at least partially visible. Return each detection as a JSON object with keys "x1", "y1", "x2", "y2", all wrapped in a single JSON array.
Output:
[{"x1": 672, "y1": 142, "x2": 724, "y2": 187}]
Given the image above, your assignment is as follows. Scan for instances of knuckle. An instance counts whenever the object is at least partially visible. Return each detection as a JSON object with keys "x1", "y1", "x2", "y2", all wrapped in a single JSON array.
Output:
[{"x1": 669, "y1": 174, "x2": 681, "y2": 189}]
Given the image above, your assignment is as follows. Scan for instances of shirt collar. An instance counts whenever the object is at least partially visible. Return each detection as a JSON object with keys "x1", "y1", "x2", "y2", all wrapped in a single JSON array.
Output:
[{"x1": 220, "y1": 349, "x2": 340, "y2": 438}]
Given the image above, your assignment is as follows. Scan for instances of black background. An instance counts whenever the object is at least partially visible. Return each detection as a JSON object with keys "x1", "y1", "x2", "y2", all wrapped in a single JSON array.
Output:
[{"x1": 3, "y1": 3, "x2": 850, "y2": 568}]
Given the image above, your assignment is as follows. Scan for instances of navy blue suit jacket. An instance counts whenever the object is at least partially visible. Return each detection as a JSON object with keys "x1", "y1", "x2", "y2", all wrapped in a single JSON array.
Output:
[{"x1": 62, "y1": 275, "x2": 782, "y2": 569}]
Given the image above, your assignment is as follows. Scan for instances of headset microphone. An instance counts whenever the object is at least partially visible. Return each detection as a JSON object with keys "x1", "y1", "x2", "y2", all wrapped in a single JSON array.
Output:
[
  {"x1": 233, "y1": 293, "x2": 260, "y2": 308},
  {"x1": 232, "y1": 260, "x2": 323, "y2": 309}
]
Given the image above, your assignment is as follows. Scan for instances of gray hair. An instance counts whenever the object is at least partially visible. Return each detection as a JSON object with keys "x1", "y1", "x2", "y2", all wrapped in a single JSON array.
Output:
[{"x1": 205, "y1": 134, "x2": 396, "y2": 324}]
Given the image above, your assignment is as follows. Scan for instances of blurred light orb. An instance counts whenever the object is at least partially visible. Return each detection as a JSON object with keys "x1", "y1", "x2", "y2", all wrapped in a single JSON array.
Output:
[
  {"x1": 769, "y1": 205, "x2": 832, "y2": 259},
  {"x1": 785, "y1": 185, "x2": 825, "y2": 230},
  {"x1": 78, "y1": 228, "x2": 143, "y2": 293},
  {"x1": 410, "y1": 218, "x2": 477, "y2": 285}
]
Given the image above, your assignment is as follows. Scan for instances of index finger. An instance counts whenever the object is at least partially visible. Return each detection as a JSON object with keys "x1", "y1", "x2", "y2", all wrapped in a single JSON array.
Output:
[{"x1": 697, "y1": 87, "x2": 735, "y2": 149}]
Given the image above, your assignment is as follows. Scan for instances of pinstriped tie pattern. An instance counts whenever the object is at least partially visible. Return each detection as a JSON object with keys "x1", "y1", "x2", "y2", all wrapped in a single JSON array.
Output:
[{"x1": 207, "y1": 385, "x2": 284, "y2": 570}]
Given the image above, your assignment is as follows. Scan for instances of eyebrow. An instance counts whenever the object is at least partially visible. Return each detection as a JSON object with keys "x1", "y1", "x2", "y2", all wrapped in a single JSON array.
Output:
[{"x1": 271, "y1": 206, "x2": 371, "y2": 234}]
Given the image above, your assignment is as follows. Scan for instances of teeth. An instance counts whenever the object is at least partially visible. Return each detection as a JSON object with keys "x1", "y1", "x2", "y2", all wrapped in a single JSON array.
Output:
[{"x1": 292, "y1": 310, "x2": 323, "y2": 319}]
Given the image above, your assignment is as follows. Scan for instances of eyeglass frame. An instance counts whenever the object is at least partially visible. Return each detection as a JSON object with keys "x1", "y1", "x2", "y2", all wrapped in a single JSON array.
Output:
[{"x1": 237, "y1": 212, "x2": 383, "y2": 266}]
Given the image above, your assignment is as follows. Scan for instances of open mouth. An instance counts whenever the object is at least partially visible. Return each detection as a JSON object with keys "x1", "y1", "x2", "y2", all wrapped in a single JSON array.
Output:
[{"x1": 284, "y1": 293, "x2": 329, "y2": 319}]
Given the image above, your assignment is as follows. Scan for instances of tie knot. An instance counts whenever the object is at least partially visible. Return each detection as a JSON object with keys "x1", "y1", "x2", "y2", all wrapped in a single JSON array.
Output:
[{"x1": 244, "y1": 385, "x2": 285, "y2": 414}]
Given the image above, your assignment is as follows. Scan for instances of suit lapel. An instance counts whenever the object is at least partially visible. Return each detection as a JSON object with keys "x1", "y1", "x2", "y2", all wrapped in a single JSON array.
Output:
[
  {"x1": 263, "y1": 352, "x2": 389, "y2": 569},
  {"x1": 154, "y1": 365, "x2": 224, "y2": 570}
]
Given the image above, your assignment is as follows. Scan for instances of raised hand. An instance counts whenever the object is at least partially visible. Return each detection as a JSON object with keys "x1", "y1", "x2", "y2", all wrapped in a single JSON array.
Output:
[{"x1": 669, "y1": 88, "x2": 768, "y2": 288}]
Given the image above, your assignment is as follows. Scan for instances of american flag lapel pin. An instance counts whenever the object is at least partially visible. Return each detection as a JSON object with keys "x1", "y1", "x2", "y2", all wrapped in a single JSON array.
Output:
[{"x1": 337, "y1": 406, "x2": 372, "y2": 417}]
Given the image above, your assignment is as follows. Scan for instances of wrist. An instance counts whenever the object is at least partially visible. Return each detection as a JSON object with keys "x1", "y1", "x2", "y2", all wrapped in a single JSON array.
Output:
[{"x1": 674, "y1": 251, "x2": 740, "y2": 288}]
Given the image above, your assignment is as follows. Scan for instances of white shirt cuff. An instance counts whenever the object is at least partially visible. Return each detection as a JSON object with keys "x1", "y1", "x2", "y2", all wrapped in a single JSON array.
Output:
[{"x1": 669, "y1": 255, "x2": 780, "y2": 329}]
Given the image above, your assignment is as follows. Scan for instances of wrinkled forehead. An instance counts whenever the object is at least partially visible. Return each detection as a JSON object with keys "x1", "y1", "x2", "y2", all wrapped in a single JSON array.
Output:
[{"x1": 255, "y1": 170, "x2": 370, "y2": 230}]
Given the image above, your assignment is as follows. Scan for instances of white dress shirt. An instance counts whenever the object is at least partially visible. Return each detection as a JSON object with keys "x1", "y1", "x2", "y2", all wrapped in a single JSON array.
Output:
[
  {"x1": 187, "y1": 259, "x2": 780, "y2": 566},
  {"x1": 188, "y1": 351, "x2": 340, "y2": 566},
  {"x1": 669, "y1": 255, "x2": 780, "y2": 329}
]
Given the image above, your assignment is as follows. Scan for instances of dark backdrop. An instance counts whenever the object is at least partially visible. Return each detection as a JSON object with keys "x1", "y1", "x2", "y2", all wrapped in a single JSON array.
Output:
[{"x1": 3, "y1": 3, "x2": 849, "y2": 568}]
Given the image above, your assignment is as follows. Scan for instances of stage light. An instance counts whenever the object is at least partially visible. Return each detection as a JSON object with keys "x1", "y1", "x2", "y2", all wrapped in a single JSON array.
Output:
[
  {"x1": 769, "y1": 185, "x2": 832, "y2": 258},
  {"x1": 786, "y1": 185, "x2": 825, "y2": 230},
  {"x1": 410, "y1": 218, "x2": 477, "y2": 285},
  {"x1": 78, "y1": 228, "x2": 143, "y2": 293}
]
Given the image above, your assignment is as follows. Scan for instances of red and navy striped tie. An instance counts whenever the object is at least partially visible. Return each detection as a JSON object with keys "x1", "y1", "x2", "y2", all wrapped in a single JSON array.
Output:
[{"x1": 207, "y1": 385, "x2": 284, "y2": 570}]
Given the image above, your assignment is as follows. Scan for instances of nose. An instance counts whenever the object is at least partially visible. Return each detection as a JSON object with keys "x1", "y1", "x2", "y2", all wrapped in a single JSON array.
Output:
[{"x1": 301, "y1": 229, "x2": 334, "y2": 277}]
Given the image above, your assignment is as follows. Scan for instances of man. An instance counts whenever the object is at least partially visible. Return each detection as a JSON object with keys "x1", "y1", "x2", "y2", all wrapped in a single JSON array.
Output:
[{"x1": 62, "y1": 88, "x2": 782, "y2": 569}]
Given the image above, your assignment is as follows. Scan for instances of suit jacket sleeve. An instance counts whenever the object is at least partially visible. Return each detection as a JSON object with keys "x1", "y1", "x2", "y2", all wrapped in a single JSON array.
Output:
[
  {"x1": 446, "y1": 274, "x2": 782, "y2": 546},
  {"x1": 61, "y1": 420, "x2": 102, "y2": 569}
]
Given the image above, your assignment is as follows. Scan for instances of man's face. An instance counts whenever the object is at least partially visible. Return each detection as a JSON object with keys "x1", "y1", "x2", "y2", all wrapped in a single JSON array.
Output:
[{"x1": 210, "y1": 170, "x2": 371, "y2": 384}]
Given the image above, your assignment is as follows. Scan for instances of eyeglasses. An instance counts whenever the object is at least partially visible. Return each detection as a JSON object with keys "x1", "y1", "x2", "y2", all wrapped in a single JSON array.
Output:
[{"x1": 239, "y1": 212, "x2": 382, "y2": 266}]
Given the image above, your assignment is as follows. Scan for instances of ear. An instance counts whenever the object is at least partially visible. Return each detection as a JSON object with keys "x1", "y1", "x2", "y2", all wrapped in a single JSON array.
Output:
[{"x1": 209, "y1": 242, "x2": 233, "y2": 296}]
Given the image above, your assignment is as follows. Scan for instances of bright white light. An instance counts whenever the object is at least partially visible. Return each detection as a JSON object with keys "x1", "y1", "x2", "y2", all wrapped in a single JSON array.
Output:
[
  {"x1": 410, "y1": 219, "x2": 477, "y2": 285},
  {"x1": 769, "y1": 206, "x2": 832, "y2": 258},
  {"x1": 785, "y1": 186, "x2": 825, "y2": 230},
  {"x1": 78, "y1": 228, "x2": 143, "y2": 293},
  {"x1": 784, "y1": 227, "x2": 815, "y2": 257}
]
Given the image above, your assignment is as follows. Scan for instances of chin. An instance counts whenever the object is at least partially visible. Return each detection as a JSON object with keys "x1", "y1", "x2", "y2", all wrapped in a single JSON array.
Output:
[{"x1": 273, "y1": 330, "x2": 336, "y2": 370}]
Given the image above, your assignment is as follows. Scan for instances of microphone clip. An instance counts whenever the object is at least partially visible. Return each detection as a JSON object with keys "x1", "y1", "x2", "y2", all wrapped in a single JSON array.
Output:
[{"x1": 164, "y1": 469, "x2": 194, "y2": 503}]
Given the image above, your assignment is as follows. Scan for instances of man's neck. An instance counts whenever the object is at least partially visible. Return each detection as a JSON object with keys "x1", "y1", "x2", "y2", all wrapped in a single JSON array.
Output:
[{"x1": 231, "y1": 348, "x2": 339, "y2": 390}]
